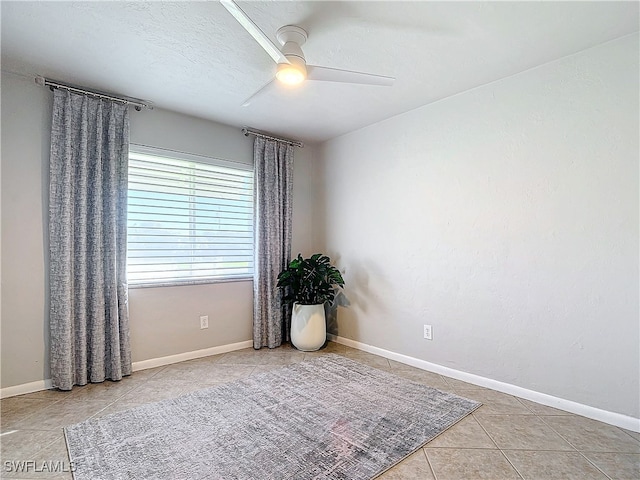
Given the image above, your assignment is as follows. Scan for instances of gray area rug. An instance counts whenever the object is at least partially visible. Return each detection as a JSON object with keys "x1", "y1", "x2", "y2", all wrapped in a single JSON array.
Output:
[{"x1": 65, "y1": 354, "x2": 480, "y2": 480}]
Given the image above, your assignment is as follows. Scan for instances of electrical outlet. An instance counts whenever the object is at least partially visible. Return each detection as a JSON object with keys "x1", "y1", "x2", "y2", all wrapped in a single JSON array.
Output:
[
  {"x1": 423, "y1": 324, "x2": 432, "y2": 340},
  {"x1": 200, "y1": 315, "x2": 209, "y2": 329}
]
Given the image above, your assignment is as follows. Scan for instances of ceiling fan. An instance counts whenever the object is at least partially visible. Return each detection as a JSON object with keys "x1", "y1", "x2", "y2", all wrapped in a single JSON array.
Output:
[{"x1": 220, "y1": 0, "x2": 395, "y2": 106}]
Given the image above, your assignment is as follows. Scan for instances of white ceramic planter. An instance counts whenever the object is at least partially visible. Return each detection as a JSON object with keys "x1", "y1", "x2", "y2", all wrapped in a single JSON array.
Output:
[{"x1": 290, "y1": 303, "x2": 326, "y2": 352}]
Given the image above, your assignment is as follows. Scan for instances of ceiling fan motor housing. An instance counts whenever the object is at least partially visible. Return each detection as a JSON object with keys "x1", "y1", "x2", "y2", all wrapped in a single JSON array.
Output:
[
  {"x1": 277, "y1": 25, "x2": 307, "y2": 62},
  {"x1": 276, "y1": 25, "x2": 307, "y2": 47},
  {"x1": 276, "y1": 25, "x2": 308, "y2": 80}
]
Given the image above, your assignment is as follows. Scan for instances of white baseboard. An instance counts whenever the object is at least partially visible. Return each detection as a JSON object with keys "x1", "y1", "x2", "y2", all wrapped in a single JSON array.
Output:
[
  {"x1": 0, "y1": 379, "x2": 53, "y2": 399},
  {"x1": 328, "y1": 334, "x2": 640, "y2": 433},
  {"x1": 0, "y1": 340, "x2": 253, "y2": 399},
  {"x1": 132, "y1": 340, "x2": 253, "y2": 371}
]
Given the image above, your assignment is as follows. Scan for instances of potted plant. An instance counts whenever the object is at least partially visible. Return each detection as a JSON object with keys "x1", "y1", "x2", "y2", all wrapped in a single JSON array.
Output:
[{"x1": 277, "y1": 253, "x2": 345, "y2": 351}]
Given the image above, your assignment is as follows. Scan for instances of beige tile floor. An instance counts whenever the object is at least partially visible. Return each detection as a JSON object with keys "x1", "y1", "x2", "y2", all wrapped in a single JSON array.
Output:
[{"x1": 1, "y1": 342, "x2": 638, "y2": 479}]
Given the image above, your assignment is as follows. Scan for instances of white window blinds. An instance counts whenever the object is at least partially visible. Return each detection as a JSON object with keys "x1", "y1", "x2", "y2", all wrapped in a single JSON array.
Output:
[{"x1": 127, "y1": 145, "x2": 254, "y2": 287}]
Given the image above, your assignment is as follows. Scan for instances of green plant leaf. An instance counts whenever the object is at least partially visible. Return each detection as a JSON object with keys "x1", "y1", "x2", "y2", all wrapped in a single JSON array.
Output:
[{"x1": 276, "y1": 253, "x2": 345, "y2": 305}]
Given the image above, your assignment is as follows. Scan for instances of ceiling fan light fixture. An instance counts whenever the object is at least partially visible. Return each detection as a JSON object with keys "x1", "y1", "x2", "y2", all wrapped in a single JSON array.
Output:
[
  {"x1": 276, "y1": 56, "x2": 307, "y2": 86},
  {"x1": 276, "y1": 64, "x2": 305, "y2": 85}
]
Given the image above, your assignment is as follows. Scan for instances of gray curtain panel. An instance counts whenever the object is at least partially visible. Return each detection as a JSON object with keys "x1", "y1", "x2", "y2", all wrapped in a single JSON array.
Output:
[
  {"x1": 253, "y1": 138, "x2": 294, "y2": 349},
  {"x1": 49, "y1": 89, "x2": 132, "y2": 390}
]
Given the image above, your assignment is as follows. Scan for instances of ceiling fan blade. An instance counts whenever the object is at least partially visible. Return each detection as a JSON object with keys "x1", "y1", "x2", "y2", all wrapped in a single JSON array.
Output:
[
  {"x1": 220, "y1": 0, "x2": 289, "y2": 65},
  {"x1": 307, "y1": 65, "x2": 395, "y2": 86},
  {"x1": 241, "y1": 77, "x2": 276, "y2": 107}
]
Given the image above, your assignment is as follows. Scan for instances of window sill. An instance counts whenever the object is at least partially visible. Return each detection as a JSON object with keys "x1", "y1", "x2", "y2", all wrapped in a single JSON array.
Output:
[{"x1": 127, "y1": 277, "x2": 253, "y2": 289}]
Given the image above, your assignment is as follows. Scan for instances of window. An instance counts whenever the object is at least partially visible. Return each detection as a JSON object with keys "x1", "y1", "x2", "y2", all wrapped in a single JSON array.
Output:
[{"x1": 127, "y1": 145, "x2": 253, "y2": 287}]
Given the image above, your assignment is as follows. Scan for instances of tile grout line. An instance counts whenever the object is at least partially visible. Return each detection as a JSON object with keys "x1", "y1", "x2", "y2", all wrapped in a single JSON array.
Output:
[
  {"x1": 470, "y1": 412, "x2": 501, "y2": 449},
  {"x1": 1, "y1": 397, "x2": 67, "y2": 430},
  {"x1": 618, "y1": 428, "x2": 640, "y2": 444},
  {"x1": 81, "y1": 368, "x2": 169, "y2": 421},
  {"x1": 0, "y1": 429, "x2": 63, "y2": 463},
  {"x1": 514, "y1": 395, "x2": 541, "y2": 414},
  {"x1": 422, "y1": 445, "x2": 597, "y2": 451},
  {"x1": 471, "y1": 408, "x2": 584, "y2": 479},
  {"x1": 476, "y1": 403, "x2": 613, "y2": 480},
  {"x1": 534, "y1": 414, "x2": 615, "y2": 480},
  {"x1": 5, "y1": 364, "x2": 178, "y2": 436},
  {"x1": 574, "y1": 451, "x2": 615, "y2": 480},
  {"x1": 421, "y1": 447, "x2": 439, "y2": 480},
  {"x1": 496, "y1": 448, "x2": 526, "y2": 480},
  {"x1": 82, "y1": 357, "x2": 255, "y2": 423},
  {"x1": 469, "y1": 410, "x2": 526, "y2": 479},
  {"x1": 2, "y1": 401, "x2": 70, "y2": 433}
]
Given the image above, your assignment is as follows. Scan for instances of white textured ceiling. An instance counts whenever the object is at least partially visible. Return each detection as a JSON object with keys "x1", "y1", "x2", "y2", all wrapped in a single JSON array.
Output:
[{"x1": 2, "y1": 1, "x2": 638, "y2": 143}]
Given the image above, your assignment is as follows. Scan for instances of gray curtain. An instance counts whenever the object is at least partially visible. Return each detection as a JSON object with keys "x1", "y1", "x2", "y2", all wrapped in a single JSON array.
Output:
[
  {"x1": 253, "y1": 138, "x2": 294, "y2": 349},
  {"x1": 49, "y1": 89, "x2": 131, "y2": 390}
]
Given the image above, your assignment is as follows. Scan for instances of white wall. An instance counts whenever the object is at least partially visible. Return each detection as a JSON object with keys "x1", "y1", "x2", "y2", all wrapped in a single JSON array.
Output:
[
  {"x1": 314, "y1": 34, "x2": 639, "y2": 419},
  {"x1": 0, "y1": 71, "x2": 316, "y2": 388},
  {"x1": 1, "y1": 72, "x2": 52, "y2": 389}
]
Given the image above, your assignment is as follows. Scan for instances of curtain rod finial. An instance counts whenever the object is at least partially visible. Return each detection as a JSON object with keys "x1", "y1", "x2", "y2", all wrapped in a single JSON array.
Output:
[{"x1": 35, "y1": 75, "x2": 45, "y2": 87}]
